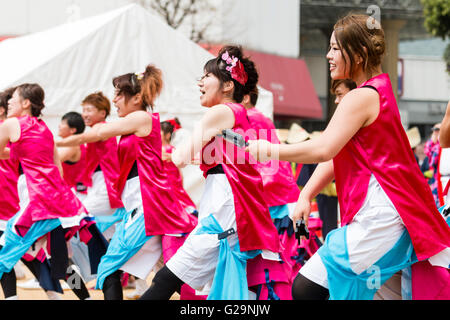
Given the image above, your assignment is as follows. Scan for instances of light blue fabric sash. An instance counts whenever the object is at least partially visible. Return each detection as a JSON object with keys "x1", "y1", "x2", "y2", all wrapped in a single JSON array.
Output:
[
  {"x1": 268, "y1": 204, "x2": 290, "y2": 220},
  {"x1": 95, "y1": 209, "x2": 152, "y2": 289},
  {"x1": 318, "y1": 225, "x2": 418, "y2": 300},
  {"x1": 0, "y1": 214, "x2": 61, "y2": 279},
  {"x1": 94, "y1": 207, "x2": 127, "y2": 233},
  {"x1": 438, "y1": 205, "x2": 450, "y2": 227},
  {"x1": 195, "y1": 214, "x2": 260, "y2": 300}
]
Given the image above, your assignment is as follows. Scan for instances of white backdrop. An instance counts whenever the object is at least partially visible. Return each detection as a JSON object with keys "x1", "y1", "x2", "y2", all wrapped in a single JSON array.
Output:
[{"x1": 0, "y1": 4, "x2": 274, "y2": 204}]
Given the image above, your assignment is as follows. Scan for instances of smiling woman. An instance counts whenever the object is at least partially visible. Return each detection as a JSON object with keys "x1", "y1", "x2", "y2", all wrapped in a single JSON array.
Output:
[
  {"x1": 248, "y1": 13, "x2": 450, "y2": 301},
  {"x1": 56, "y1": 91, "x2": 124, "y2": 242}
]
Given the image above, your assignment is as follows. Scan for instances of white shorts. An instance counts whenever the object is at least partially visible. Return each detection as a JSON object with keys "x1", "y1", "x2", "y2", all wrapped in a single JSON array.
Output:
[
  {"x1": 120, "y1": 230, "x2": 163, "y2": 281},
  {"x1": 300, "y1": 175, "x2": 406, "y2": 298},
  {"x1": 82, "y1": 171, "x2": 116, "y2": 239},
  {"x1": 166, "y1": 174, "x2": 238, "y2": 293},
  {"x1": 82, "y1": 171, "x2": 115, "y2": 216}
]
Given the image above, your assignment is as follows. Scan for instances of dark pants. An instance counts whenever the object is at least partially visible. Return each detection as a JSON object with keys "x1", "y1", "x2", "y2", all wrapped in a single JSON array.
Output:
[{"x1": 316, "y1": 194, "x2": 338, "y2": 240}]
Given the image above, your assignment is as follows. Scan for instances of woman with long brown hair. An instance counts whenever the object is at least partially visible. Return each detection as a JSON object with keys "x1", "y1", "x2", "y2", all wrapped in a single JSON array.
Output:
[{"x1": 248, "y1": 14, "x2": 450, "y2": 300}]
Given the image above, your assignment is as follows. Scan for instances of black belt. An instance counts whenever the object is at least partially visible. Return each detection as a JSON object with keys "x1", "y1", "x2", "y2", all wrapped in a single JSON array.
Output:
[
  {"x1": 76, "y1": 182, "x2": 87, "y2": 192},
  {"x1": 217, "y1": 228, "x2": 236, "y2": 240},
  {"x1": 206, "y1": 164, "x2": 224, "y2": 175}
]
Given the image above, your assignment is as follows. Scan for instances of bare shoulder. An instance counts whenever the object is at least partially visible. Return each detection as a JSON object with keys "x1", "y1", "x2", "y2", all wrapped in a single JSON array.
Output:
[
  {"x1": 337, "y1": 87, "x2": 380, "y2": 113},
  {"x1": 2, "y1": 117, "x2": 20, "y2": 127},
  {"x1": 198, "y1": 104, "x2": 235, "y2": 137},
  {"x1": 1, "y1": 117, "x2": 21, "y2": 142},
  {"x1": 125, "y1": 110, "x2": 151, "y2": 123},
  {"x1": 342, "y1": 87, "x2": 379, "y2": 103},
  {"x1": 127, "y1": 110, "x2": 152, "y2": 137},
  {"x1": 205, "y1": 104, "x2": 234, "y2": 119}
]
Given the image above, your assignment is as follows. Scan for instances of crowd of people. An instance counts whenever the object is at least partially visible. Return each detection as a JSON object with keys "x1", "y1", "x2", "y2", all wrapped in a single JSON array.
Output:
[{"x1": 0, "y1": 12, "x2": 449, "y2": 301}]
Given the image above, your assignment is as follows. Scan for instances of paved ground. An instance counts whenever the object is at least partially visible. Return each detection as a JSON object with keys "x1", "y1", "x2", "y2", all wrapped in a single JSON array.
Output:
[{"x1": 0, "y1": 262, "x2": 180, "y2": 300}]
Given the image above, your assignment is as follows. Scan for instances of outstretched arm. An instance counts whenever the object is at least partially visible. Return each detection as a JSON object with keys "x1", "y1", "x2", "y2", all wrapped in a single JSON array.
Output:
[
  {"x1": 97, "y1": 110, "x2": 152, "y2": 140},
  {"x1": 248, "y1": 88, "x2": 379, "y2": 164},
  {"x1": 172, "y1": 104, "x2": 235, "y2": 168},
  {"x1": 56, "y1": 125, "x2": 103, "y2": 147}
]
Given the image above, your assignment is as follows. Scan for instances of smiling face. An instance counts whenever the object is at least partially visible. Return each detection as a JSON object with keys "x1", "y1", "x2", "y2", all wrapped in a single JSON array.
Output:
[
  {"x1": 112, "y1": 89, "x2": 142, "y2": 118},
  {"x1": 81, "y1": 103, "x2": 106, "y2": 127},
  {"x1": 7, "y1": 89, "x2": 28, "y2": 118},
  {"x1": 198, "y1": 72, "x2": 224, "y2": 108},
  {"x1": 112, "y1": 90, "x2": 128, "y2": 118},
  {"x1": 326, "y1": 31, "x2": 352, "y2": 80}
]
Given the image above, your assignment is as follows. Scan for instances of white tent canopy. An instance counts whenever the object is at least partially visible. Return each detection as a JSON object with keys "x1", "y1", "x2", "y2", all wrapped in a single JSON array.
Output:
[{"x1": 0, "y1": 4, "x2": 274, "y2": 204}]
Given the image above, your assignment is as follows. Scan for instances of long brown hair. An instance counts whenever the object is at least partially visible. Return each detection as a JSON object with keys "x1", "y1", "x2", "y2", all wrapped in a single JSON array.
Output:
[{"x1": 333, "y1": 13, "x2": 385, "y2": 79}]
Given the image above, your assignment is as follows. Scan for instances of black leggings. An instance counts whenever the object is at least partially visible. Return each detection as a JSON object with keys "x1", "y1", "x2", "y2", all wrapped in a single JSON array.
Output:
[
  {"x1": 0, "y1": 258, "x2": 90, "y2": 300},
  {"x1": 102, "y1": 270, "x2": 123, "y2": 300},
  {"x1": 291, "y1": 273, "x2": 329, "y2": 300},
  {"x1": 139, "y1": 266, "x2": 183, "y2": 300},
  {"x1": 1, "y1": 257, "x2": 44, "y2": 298},
  {"x1": 0, "y1": 269, "x2": 16, "y2": 298},
  {"x1": 65, "y1": 261, "x2": 90, "y2": 300}
]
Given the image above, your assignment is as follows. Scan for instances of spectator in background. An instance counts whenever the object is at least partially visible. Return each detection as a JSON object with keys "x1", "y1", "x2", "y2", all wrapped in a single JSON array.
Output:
[
  {"x1": 331, "y1": 79, "x2": 357, "y2": 105},
  {"x1": 424, "y1": 122, "x2": 441, "y2": 206},
  {"x1": 414, "y1": 142, "x2": 430, "y2": 174},
  {"x1": 406, "y1": 127, "x2": 421, "y2": 164}
]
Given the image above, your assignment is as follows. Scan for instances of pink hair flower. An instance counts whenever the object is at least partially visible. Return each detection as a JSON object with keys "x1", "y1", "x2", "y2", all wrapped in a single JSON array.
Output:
[
  {"x1": 221, "y1": 51, "x2": 230, "y2": 61},
  {"x1": 220, "y1": 50, "x2": 248, "y2": 85}
]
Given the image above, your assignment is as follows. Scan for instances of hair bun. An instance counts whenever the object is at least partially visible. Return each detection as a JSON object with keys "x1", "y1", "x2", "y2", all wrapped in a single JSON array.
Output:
[{"x1": 371, "y1": 34, "x2": 385, "y2": 57}]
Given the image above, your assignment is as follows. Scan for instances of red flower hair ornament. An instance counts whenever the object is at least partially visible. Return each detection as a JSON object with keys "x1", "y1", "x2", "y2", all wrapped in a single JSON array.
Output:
[
  {"x1": 221, "y1": 51, "x2": 248, "y2": 86},
  {"x1": 166, "y1": 118, "x2": 181, "y2": 132}
]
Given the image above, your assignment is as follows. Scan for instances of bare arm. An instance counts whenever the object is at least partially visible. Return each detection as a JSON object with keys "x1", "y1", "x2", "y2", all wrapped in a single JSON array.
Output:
[
  {"x1": 57, "y1": 146, "x2": 79, "y2": 163},
  {"x1": 440, "y1": 100, "x2": 450, "y2": 148},
  {"x1": 248, "y1": 88, "x2": 379, "y2": 163},
  {"x1": 0, "y1": 118, "x2": 20, "y2": 159},
  {"x1": 172, "y1": 104, "x2": 235, "y2": 168},
  {"x1": 56, "y1": 125, "x2": 104, "y2": 147},
  {"x1": 292, "y1": 160, "x2": 335, "y2": 227},
  {"x1": 53, "y1": 144, "x2": 64, "y2": 177},
  {"x1": 298, "y1": 160, "x2": 335, "y2": 202},
  {"x1": 97, "y1": 110, "x2": 152, "y2": 140}
]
